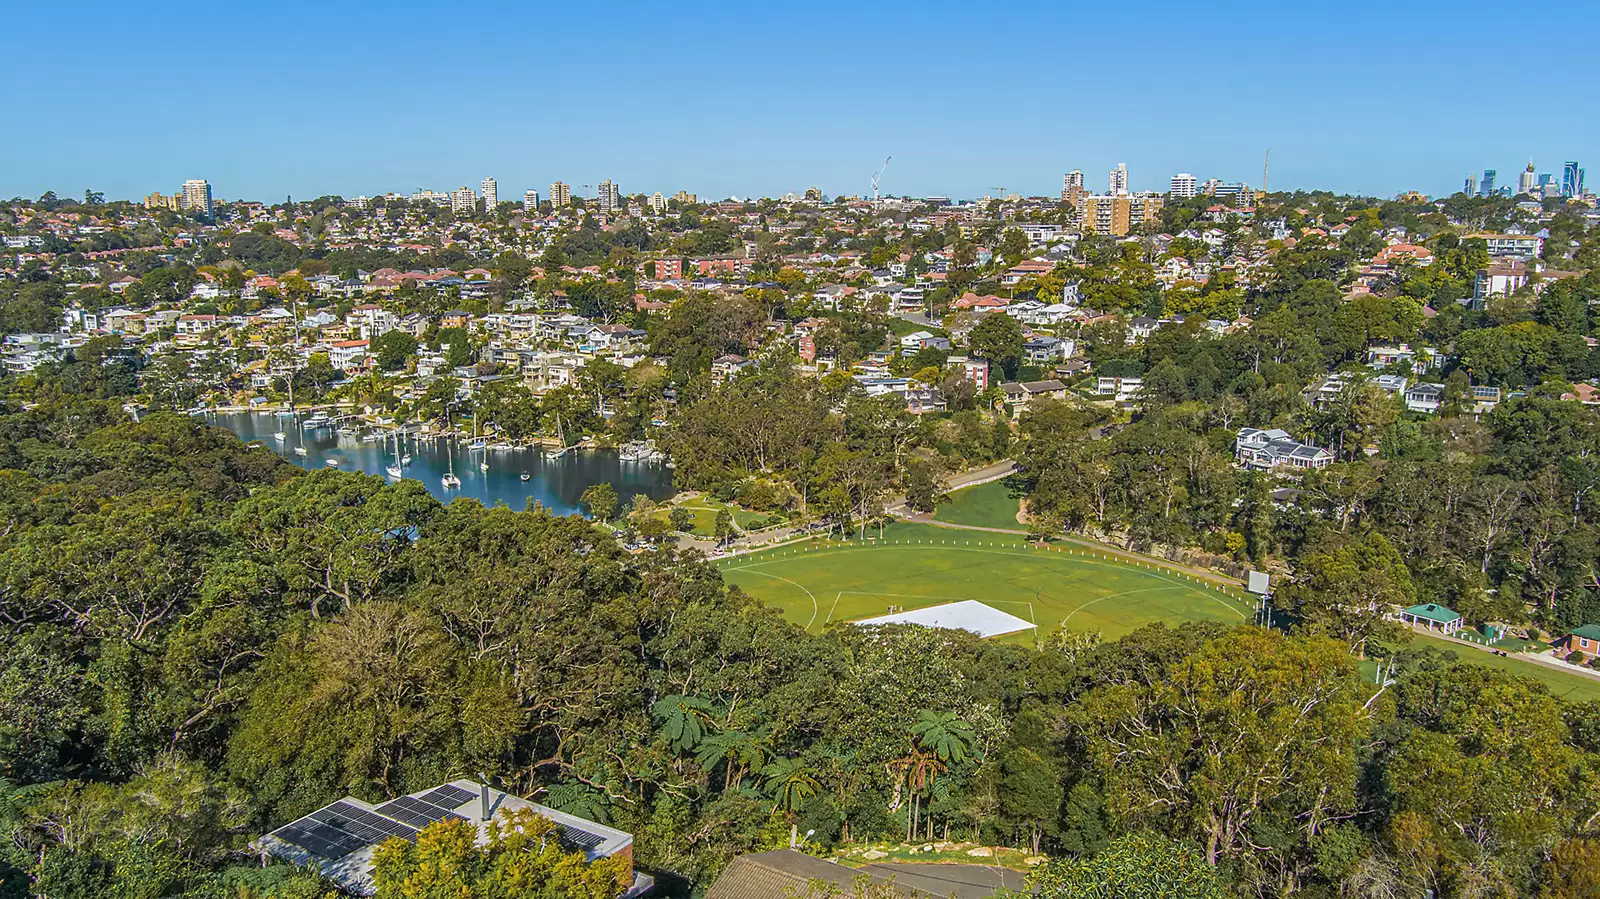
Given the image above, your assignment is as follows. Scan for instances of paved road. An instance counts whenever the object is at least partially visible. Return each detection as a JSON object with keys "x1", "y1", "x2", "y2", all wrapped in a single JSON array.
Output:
[{"x1": 1405, "y1": 624, "x2": 1600, "y2": 684}]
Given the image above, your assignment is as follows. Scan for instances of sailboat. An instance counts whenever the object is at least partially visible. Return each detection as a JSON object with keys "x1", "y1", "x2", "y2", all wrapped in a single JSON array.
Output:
[
  {"x1": 547, "y1": 413, "x2": 569, "y2": 458},
  {"x1": 441, "y1": 422, "x2": 461, "y2": 488},
  {"x1": 288, "y1": 300, "x2": 309, "y2": 456},
  {"x1": 385, "y1": 429, "x2": 403, "y2": 479}
]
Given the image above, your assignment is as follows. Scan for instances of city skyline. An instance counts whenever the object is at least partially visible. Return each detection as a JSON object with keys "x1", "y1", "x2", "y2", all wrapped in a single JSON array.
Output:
[{"x1": 4, "y1": 0, "x2": 1597, "y2": 202}]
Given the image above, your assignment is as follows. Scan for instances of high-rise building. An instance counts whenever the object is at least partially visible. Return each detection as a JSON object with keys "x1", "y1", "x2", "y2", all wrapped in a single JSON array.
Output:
[
  {"x1": 450, "y1": 186, "x2": 477, "y2": 215},
  {"x1": 182, "y1": 179, "x2": 213, "y2": 215},
  {"x1": 1480, "y1": 169, "x2": 1497, "y2": 197},
  {"x1": 1077, "y1": 194, "x2": 1163, "y2": 236},
  {"x1": 1169, "y1": 173, "x2": 1198, "y2": 198},
  {"x1": 1518, "y1": 162, "x2": 1537, "y2": 196},
  {"x1": 649, "y1": 192, "x2": 667, "y2": 214},
  {"x1": 1109, "y1": 163, "x2": 1129, "y2": 196},
  {"x1": 549, "y1": 181, "x2": 571, "y2": 207},
  {"x1": 144, "y1": 192, "x2": 181, "y2": 211},
  {"x1": 523, "y1": 189, "x2": 540, "y2": 211},
  {"x1": 1563, "y1": 161, "x2": 1584, "y2": 198},
  {"x1": 480, "y1": 177, "x2": 498, "y2": 208},
  {"x1": 596, "y1": 180, "x2": 621, "y2": 214},
  {"x1": 1061, "y1": 170, "x2": 1086, "y2": 205},
  {"x1": 1464, "y1": 173, "x2": 1478, "y2": 197}
]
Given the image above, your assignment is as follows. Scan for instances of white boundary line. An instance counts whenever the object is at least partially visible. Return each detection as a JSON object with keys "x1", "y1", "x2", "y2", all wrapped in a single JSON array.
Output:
[{"x1": 729, "y1": 569, "x2": 820, "y2": 629}]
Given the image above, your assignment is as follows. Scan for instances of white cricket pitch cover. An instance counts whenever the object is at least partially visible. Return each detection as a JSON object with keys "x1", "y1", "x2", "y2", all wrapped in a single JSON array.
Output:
[{"x1": 855, "y1": 600, "x2": 1033, "y2": 638}]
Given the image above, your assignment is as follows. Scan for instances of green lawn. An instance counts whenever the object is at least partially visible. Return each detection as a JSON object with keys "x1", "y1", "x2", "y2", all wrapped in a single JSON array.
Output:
[
  {"x1": 934, "y1": 479, "x2": 1024, "y2": 530},
  {"x1": 714, "y1": 522, "x2": 1253, "y2": 642},
  {"x1": 661, "y1": 499, "x2": 774, "y2": 537},
  {"x1": 1399, "y1": 633, "x2": 1600, "y2": 703}
]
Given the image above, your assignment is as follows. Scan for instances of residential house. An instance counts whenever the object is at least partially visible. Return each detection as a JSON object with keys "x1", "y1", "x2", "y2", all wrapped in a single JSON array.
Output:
[
  {"x1": 899, "y1": 331, "x2": 951, "y2": 356},
  {"x1": 1023, "y1": 336, "x2": 1073, "y2": 364},
  {"x1": 1094, "y1": 376, "x2": 1143, "y2": 403},
  {"x1": 1404, "y1": 382, "x2": 1445, "y2": 414},
  {"x1": 1000, "y1": 379, "x2": 1068, "y2": 416},
  {"x1": 345, "y1": 304, "x2": 399, "y2": 340},
  {"x1": 1235, "y1": 427, "x2": 1334, "y2": 471},
  {"x1": 1558, "y1": 624, "x2": 1600, "y2": 656},
  {"x1": 711, "y1": 354, "x2": 753, "y2": 384},
  {"x1": 256, "y1": 780, "x2": 644, "y2": 899},
  {"x1": 1465, "y1": 232, "x2": 1543, "y2": 258},
  {"x1": 327, "y1": 339, "x2": 370, "y2": 370},
  {"x1": 904, "y1": 387, "x2": 946, "y2": 415}
]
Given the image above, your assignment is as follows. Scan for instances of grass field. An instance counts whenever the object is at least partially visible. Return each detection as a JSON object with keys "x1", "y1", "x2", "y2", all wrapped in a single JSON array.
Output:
[
  {"x1": 714, "y1": 522, "x2": 1253, "y2": 642},
  {"x1": 933, "y1": 479, "x2": 1025, "y2": 530},
  {"x1": 659, "y1": 498, "x2": 774, "y2": 537},
  {"x1": 1398, "y1": 633, "x2": 1600, "y2": 703}
]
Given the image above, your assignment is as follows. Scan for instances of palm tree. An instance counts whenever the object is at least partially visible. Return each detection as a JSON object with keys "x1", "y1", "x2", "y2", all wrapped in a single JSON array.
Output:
[
  {"x1": 911, "y1": 710, "x2": 977, "y2": 764},
  {"x1": 650, "y1": 695, "x2": 718, "y2": 752},
  {"x1": 762, "y1": 756, "x2": 821, "y2": 813}
]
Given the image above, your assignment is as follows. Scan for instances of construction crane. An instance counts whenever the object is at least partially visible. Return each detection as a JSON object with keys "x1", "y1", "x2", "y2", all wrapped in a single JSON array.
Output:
[{"x1": 871, "y1": 156, "x2": 892, "y2": 205}]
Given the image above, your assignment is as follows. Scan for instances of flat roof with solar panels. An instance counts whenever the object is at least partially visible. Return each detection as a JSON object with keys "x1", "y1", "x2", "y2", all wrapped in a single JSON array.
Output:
[{"x1": 255, "y1": 779, "x2": 647, "y2": 897}]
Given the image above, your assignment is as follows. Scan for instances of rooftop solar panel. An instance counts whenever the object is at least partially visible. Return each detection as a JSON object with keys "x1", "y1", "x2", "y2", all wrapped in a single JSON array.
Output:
[
  {"x1": 275, "y1": 820, "x2": 370, "y2": 860},
  {"x1": 557, "y1": 824, "x2": 607, "y2": 852},
  {"x1": 421, "y1": 785, "x2": 476, "y2": 808},
  {"x1": 378, "y1": 795, "x2": 466, "y2": 828}
]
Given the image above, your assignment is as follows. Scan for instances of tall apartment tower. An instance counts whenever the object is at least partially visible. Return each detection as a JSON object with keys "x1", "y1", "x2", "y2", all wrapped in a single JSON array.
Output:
[
  {"x1": 182, "y1": 179, "x2": 213, "y2": 215},
  {"x1": 549, "y1": 181, "x2": 571, "y2": 207},
  {"x1": 1109, "y1": 163, "x2": 1129, "y2": 196},
  {"x1": 597, "y1": 180, "x2": 621, "y2": 214},
  {"x1": 450, "y1": 186, "x2": 477, "y2": 215},
  {"x1": 1464, "y1": 173, "x2": 1478, "y2": 197},
  {"x1": 1061, "y1": 170, "x2": 1086, "y2": 204},
  {"x1": 1517, "y1": 162, "x2": 1537, "y2": 196},
  {"x1": 480, "y1": 177, "x2": 498, "y2": 208},
  {"x1": 523, "y1": 189, "x2": 540, "y2": 211},
  {"x1": 1480, "y1": 169, "x2": 1497, "y2": 197},
  {"x1": 1563, "y1": 161, "x2": 1584, "y2": 198},
  {"x1": 1169, "y1": 173, "x2": 1198, "y2": 198},
  {"x1": 649, "y1": 192, "x2": 667, "y2": 214}
]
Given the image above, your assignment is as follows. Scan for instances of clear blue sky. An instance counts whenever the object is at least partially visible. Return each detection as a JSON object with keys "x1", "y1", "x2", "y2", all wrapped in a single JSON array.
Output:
[{"x1": 4, "y1": 0, "x2": 1595, "y2": 204}]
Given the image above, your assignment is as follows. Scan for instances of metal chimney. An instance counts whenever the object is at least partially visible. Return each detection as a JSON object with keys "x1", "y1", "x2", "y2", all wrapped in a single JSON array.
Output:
[{"x1": 478, "y1": 772, "x2": 491, "y2": 822}]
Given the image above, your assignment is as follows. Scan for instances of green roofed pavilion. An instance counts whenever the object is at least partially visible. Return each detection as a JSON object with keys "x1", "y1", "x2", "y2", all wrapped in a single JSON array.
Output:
[{"x1": 1398, "y1": 602, "x2": 1465, "y2": 634}]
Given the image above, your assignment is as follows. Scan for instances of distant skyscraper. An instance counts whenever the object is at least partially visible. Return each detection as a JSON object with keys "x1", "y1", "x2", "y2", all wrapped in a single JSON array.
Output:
[
  {"x1": 1518, "y1": 162, "x2": 1537, "y2": 196},
  {"x1": 1169, "y1": 173, "x2": 1198, "y2": 198},
  {"x1": 549, "y1": 181, "x2": 571, "y2": 207},
  {"x1": 1061, "y1": 170, "x2": 1086, "y2": 204},
  {"x1": 182, "y1": 179, "x2": 213, "y2": 215},
  {"x1": 1464, "y1": 173, "x2": 1477, "y2": 197},
  {"x1": 480, "y1": 177, "x2": 498, "y2": 208},
  {"x1": 1110, "y1": 163, "x2": 1129, "y2": 195},
  {"x1": 596, "y1": 180, "x2": 621, "y2": 214},
  {"x1": 450, "y1": 186, "x2": 476, "y2": 214},
  {"x1": 1480, "y1": 169, "x2": 1496, "y2": 197},
  {"x1": 1563, "y1": 161, "x2": 1584, "y2": 198},
  {"x1": 523, "y1": 189, "x2": 539, "y2": 211}
]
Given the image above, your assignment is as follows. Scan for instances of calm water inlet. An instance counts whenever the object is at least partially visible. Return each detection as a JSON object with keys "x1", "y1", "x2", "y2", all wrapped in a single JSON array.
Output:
[{"x1": 207, "y1": 412, "x2": 676, "y2": 516}]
